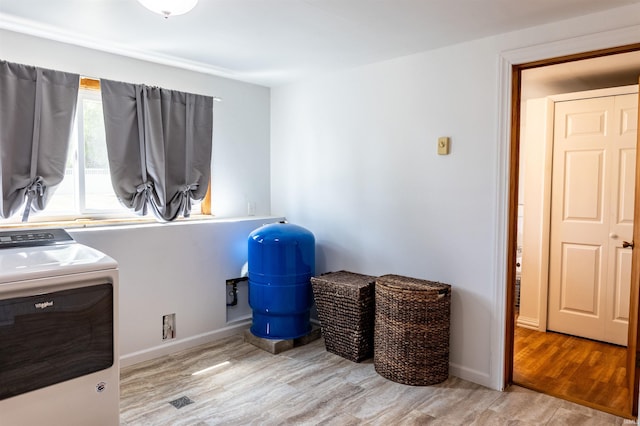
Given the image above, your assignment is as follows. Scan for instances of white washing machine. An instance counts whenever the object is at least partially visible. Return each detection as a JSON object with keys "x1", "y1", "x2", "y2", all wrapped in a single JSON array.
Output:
[{"x1": 0, "y1": 228, "x2": 119, "y2": 426}]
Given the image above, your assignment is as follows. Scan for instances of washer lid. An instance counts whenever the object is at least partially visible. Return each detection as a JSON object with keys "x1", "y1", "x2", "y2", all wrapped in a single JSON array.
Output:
[{"x1": 0, "y1": 243, "x2": 117, "y2": 284}]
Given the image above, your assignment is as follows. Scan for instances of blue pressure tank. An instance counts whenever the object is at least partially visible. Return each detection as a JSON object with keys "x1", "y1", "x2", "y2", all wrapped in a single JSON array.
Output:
[{"x1": 248, "y1": 222, "x2": 315, "y2": 339}]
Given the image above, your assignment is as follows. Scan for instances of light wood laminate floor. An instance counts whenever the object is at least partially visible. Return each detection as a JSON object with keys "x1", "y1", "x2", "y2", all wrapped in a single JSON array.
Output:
[{"x1": 120, "y1": 333, "x2": 627, "y2": 425}]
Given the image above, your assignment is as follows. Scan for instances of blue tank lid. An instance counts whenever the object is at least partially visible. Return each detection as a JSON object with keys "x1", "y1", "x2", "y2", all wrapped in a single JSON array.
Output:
[
  {"x1": 248, "y1": 222, "x2": 315, "y2": 278},
  {"x1": 249, "y1": 222, "x2": 315, "y2": 245}
]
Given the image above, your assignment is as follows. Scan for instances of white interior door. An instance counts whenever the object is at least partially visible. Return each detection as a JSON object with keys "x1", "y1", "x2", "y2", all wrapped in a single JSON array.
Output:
[{"x1": 548, "y1": 92, "x2": 638, "y2": 346}]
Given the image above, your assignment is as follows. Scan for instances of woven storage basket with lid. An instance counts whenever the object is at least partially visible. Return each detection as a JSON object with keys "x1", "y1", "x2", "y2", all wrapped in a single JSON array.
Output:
[
  {"x1": 311, "y1": 270, "x2": 376, "y2": 362},
  {"x1": 374, "y1": 274, "x2": 451, "y2": 385}
]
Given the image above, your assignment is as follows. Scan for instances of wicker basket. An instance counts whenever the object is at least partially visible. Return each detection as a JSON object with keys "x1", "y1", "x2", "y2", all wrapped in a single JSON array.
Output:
[
  {"x1": 374, "y1": 274, "x2": 451, "y2": 385},
  {"x1": 310, "y1": 271, "x2": 376, "y2": 362}
]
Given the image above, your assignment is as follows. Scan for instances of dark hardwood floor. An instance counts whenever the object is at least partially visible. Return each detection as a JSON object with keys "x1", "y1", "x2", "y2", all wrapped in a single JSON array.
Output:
[{"x1": 513, "y1": 326, "x2": 629, "y2": 417}]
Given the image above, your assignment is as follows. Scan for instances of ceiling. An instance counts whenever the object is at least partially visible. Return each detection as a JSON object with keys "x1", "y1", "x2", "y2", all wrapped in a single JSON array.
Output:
[{"x1": 1, "y1": 0, "x2": 639, "y2": 87}]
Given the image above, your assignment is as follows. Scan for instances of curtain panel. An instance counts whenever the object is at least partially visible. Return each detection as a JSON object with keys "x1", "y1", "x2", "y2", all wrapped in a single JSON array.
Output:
[
  {"x1": 100, "y1": 79, "x2": 213, "y2": 222},
  {"x1": 0, "y1": 60, "x2": 79, "y2": 221}
]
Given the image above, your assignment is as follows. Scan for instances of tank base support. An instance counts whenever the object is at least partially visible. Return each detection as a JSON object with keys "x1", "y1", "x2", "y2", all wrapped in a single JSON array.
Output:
[{"x1": 244, "y1": 324, "x2": 321, "y2": 354}]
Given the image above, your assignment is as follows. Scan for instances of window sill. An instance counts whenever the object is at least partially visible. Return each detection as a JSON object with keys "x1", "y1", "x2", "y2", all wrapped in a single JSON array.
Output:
[{"x1": 0, "y1": 215, "x2": 280, "y2": 231}]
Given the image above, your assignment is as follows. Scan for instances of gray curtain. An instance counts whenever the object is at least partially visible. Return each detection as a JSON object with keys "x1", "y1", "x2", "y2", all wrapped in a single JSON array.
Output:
[
  {"x1": 100, "y1": 79, "x2": 213, "y2": 222},
  {"x1": 0, "y1": 60, "x2": 79, "y2": 221}
]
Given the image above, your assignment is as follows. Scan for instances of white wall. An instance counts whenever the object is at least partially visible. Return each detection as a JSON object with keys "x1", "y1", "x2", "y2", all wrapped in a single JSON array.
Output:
[
  {"x1": 518, "y1": 97, "x2": 553, "y2": 332},
  {"x1": 69, "y1": 217, "x2": 282, "y2": 366},
  {"x1": 0, "y1": 29, "x2": 271, "y2": 219},
  {"x1": 271, "y1": 4, "x2": 640, "y2": 390},
  {"x1": 272, "y1": 38, "x2": 500, "y2": 387}
]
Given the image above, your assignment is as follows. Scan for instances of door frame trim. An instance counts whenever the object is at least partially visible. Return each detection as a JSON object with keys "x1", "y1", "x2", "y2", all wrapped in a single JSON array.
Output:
[
  {"x1": 629, "y1": 73, "x2": 640, "y2": 416},
  {"x1": 499, "y1": 30, "x2": 640, "y2": 416}
]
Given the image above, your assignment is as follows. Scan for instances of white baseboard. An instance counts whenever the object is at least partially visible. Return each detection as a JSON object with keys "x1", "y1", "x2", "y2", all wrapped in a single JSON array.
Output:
[
  {"x1": 448, "y1": 363, "x2": 493, "y2": 389},
  {"x1": 516, "y1": 315, "x2": 540, "y2": 330},
  {"x1": 119, "y1": 319, "x2": 251, "y2": 368}
]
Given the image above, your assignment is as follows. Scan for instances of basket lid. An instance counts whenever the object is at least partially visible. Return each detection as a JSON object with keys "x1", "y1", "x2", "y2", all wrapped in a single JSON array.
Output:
[
  {"x1": 311, "y1": 270, "x2": 376, "y2": 287},
  {"x1": 376, "y1": 274, "x2": 450, "y2": 294}
]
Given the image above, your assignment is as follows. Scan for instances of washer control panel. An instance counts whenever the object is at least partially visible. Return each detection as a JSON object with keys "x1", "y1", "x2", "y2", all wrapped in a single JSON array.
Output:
[{"x1": 0, "y1": 229, "x2": 74, "y2": 249}]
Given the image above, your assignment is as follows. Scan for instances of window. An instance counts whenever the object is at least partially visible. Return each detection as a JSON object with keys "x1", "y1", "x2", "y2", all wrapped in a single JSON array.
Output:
[
  {"x1": 44, "y1": 81, "x2": 123, "y2": 216},
  {"x1": 1, "y1": 78, "x2": 208, "y2": 225}
]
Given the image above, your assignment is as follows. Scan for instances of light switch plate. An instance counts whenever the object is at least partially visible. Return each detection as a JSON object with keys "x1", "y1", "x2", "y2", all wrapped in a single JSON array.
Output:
[{"x1": 438, "y1": 137, "x2": 450, "y2": 155}]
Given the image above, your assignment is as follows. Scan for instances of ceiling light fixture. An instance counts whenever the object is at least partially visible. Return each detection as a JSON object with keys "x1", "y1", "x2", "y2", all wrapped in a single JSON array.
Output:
[{"x1": 137, "y1": 0, "x2": 199, "y2": 18}]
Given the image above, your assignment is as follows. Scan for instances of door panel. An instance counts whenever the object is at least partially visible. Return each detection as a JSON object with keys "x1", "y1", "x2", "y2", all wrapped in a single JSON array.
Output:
[
  {"x1": 559, "y1": 243, "x2": 600, "y2": 316},
  {"x1": 617, "y1": 148, "x2": 636, "y2": 224},
  {"x1": 614, "y1": 248, "x2": 632, "y2": 321},
  {"x1": 566, "y1": 110, "x2": 607, "y2": 136},
  {"x1": 562, "y1": 150, "x2": 604, "y2": 221}
]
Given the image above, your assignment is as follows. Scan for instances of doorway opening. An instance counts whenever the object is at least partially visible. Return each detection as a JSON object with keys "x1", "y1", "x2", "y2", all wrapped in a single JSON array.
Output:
[{"x1": 506, "y1": 44, "x2": 640, "y2": 418}]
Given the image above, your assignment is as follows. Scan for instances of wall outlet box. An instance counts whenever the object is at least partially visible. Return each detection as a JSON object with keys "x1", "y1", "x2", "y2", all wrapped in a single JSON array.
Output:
[
  {"x1": 438, "y1": 137, "x2": 450, "y2": 155},
  {"x1": 162, "y1": 313, "x2": 176, "y2": 340}
]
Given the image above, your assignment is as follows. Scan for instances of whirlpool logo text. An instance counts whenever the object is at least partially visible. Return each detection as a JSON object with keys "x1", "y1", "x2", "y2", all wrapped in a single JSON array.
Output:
[{"x1": 34, "y1": 301, "x2": 54, "y2": 309}]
